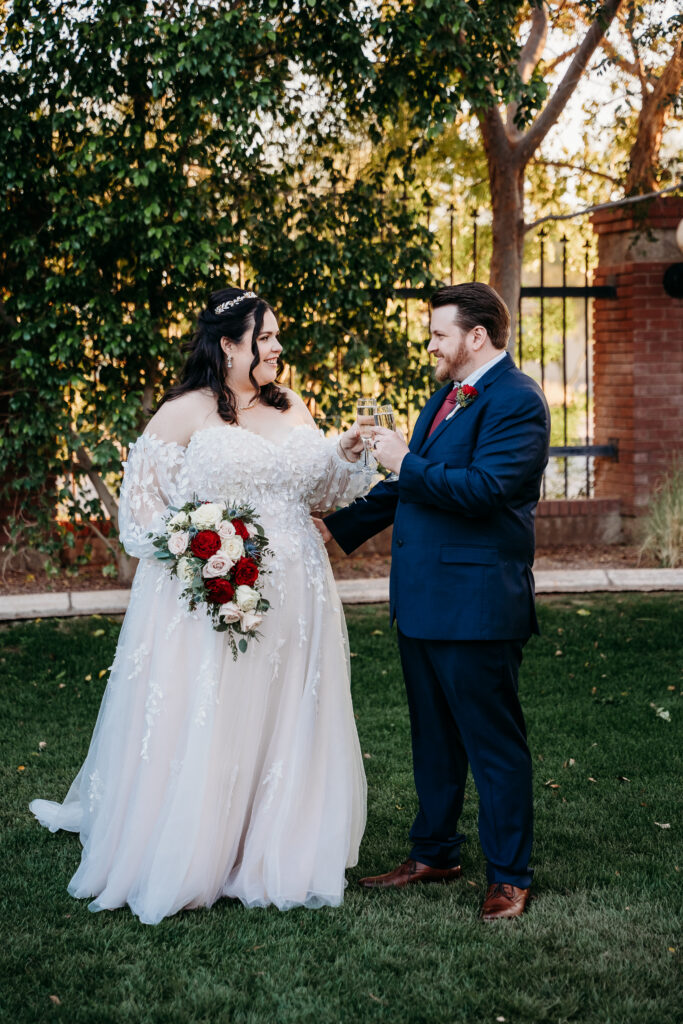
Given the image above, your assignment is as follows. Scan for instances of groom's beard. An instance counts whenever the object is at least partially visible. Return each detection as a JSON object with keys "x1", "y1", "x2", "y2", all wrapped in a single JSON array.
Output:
[{"x1": 433, "y1": 339, "x2": 469, "y2": 382}]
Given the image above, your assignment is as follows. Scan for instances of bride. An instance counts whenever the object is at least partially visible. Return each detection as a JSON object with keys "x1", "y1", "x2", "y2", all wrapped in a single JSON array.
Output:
[{"x1": 30, "y1": 287, "x2": 373, "y2": 924}]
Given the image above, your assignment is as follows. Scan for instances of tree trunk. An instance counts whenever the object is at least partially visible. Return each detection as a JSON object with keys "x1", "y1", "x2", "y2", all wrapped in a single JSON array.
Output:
[
  {"x1": 624, "y1": 39, "x2": 683, "y2": 195},
  {"x1": 116, "y1": 547, "x2": 138, "y2": 586},
  {"x1": 480, "y1": 111, "x2": 525, "y2": 348}
]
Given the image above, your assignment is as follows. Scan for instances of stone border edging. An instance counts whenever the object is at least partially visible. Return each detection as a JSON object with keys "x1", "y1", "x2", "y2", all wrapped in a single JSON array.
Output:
[{"x1": 1, "y1": 569, "x2": 683, "y2": 621}]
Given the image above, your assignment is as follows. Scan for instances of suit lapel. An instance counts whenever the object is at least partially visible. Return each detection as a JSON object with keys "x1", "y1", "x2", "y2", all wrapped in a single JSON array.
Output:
[{"x1": 419, "y1": 353, "x2": 515, "y2": 456}]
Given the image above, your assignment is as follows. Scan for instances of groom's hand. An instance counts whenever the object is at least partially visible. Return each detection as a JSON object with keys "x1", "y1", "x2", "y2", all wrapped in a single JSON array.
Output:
[{"x1": 371, "y1": 426, "x2": 409, "y2": 474}]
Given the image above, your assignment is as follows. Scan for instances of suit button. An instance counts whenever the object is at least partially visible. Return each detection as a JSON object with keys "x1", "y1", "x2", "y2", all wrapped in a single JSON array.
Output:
[{"x1": 396, "y1": 539, "x2": 404, "y2": 547}]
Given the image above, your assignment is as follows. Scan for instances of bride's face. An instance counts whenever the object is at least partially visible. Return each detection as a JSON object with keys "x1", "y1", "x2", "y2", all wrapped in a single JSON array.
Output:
[
  {"x1": 252, "y1": 309, "x2": 282, "y2": 387},
  {"x1": 223, "y1": 309, "x2": 282, "y2": 390}
]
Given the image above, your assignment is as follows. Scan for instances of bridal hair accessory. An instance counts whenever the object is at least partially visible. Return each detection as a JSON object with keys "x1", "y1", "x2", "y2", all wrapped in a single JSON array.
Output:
[
  {"x1": 214, "y1": 291, "x2": 257, "y2": 315},
  {"x1": 149, "y1": 498, "x2": 271, "y2": 658}
]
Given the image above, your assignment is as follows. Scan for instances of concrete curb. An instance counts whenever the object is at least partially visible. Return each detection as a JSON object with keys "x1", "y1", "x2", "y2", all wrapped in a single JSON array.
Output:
[{"x1": 1, "y1": 569, "x2": 683, "y2": 622}]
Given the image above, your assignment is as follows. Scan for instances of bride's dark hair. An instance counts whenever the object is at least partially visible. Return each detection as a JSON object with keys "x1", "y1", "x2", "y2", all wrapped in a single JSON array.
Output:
[{"x1": 159, "y1": 286, "x2": 290, "y2": 422}]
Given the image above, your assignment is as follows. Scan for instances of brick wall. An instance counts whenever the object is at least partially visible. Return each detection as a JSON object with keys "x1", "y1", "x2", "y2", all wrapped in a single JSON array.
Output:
[{"x1": 592, "y1": 198, "x2": 683, "y2": 526}]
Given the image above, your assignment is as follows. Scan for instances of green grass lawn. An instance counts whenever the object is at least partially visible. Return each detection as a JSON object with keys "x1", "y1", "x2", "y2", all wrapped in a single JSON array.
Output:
[{"x1": 1, "y1": 595, "x2": 681, "y2": 1024}]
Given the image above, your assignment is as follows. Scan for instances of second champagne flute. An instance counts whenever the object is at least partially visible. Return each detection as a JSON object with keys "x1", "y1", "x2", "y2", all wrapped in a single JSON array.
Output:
[
  {"x1": 374, "y1": 403, "x2": 399, "y2": 480},
  {"x1": 356, "y1": 397, "x2": 377, "y2": 468}
]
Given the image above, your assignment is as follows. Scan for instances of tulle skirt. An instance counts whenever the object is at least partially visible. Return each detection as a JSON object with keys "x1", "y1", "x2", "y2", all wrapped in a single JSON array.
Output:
[{"x1": 30, "y1": 555, "x2": 366, "y2": 925}]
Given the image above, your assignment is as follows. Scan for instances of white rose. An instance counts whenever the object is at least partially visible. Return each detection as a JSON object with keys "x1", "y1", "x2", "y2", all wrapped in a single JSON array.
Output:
[
  {"x1": 202, "y1": 552, "x2": 234, "y2": 578},
  {"x1": 176, "y1": 556, "x2": 195, "y2": 584},
  {"x1": 218, "y1": 601, "x2": 241, "y2": 624},
  {"x1": 221, "y1": 534, "x2": 245, "y2": 562},
  {"x1": 168, "y1": 530, "x2": 189, "y2": 555},
  {"x1": 218, "y1": 520, "x2": 236, "y2": 541},
  {"x1": 190, "y1": 502, "x2": 224, "y2": 530},
  {"x1": 240, "y1": 610, "x2": 263, "y2": 632},
  {"x1": 167, "y1": 510, "x2": 190, "y2": 531},
  {"x1": 235, "y1": 585, "x2": 259, "y2": 611}
]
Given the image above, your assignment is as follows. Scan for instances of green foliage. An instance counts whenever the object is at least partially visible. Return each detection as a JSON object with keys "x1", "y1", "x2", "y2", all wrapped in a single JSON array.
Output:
[
  {"x1": 1, "y1": 596, "x2": 682, "y2": 1022},
  {"x1": 0, "y1": 0, "x2": 438, "y2": 558},
  {"x1": 639, "y1": 459, "x2": 683, "y2": 568}
]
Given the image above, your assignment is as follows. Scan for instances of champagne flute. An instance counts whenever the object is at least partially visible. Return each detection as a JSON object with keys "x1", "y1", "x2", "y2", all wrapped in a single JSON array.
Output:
[
  {"x1": 374, "y1": 403, "x2": 399, "y2": 480},
  {"x1": 356, "y1": 397, "x2": 377, "y2": 468}
]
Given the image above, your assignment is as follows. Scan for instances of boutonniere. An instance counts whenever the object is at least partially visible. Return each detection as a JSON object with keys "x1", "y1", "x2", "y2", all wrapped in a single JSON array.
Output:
[{"x1": 455, "y1": 384, "x2": 479, "y2": 409}]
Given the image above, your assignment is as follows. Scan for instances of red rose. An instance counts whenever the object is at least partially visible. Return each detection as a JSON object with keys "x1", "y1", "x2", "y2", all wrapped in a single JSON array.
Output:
[
  {"x1": 234, "y1": 557, "x2": 259, "y2": 586},
  {"x1": 461, "y1": 385, "x2": 478, "y2": 398},
  {"x1": 232, "y1": 518, "x2": 249, "y2": 540},
  {"x1": 190, "y1": 530, "x2": 221, "y2": 560},
  {"x1": 205, "y1": 578, "x2": 235, "y2": 604}
]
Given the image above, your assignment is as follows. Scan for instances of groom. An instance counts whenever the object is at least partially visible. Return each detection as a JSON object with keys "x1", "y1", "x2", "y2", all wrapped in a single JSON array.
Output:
[{"x1": 321, "y1": 283, "x2": 550, "y2": 920}]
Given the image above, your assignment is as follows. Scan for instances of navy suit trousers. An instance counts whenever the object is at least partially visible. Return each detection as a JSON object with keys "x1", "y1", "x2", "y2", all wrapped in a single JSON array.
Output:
[{"x1": 397, "y1": 631, "x2": 534, "y2": 888}]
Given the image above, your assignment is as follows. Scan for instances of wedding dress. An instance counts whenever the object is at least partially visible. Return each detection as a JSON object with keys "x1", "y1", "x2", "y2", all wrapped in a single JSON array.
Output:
[{"x1": 30, "y1": 423, "x2": 372, "y2": 924}]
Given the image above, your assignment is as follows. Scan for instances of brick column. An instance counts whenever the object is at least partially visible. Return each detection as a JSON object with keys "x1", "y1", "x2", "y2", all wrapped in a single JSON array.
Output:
[{"x1": 592, "y1": 197, "x2": 683, "y2": 532}]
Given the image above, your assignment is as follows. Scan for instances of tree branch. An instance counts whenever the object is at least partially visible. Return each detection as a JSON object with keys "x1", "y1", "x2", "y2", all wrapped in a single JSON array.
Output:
[
  {"x1": 525, "y1": 178, "x2": 683, "y2": 232},
  {"x1": 518, "y1": 0, "x2": 624, "y2": 163},
  {"x1": 506, "y1": 4, "x2": 549, "y2": 137},
  {"x1": 85, "y1": 518, "x2": 119, "y2": 559},
  {"x1": 68, "y1": 430, "x2": 120, "y2": 528},
  {"x1": 532, "y1": 158, "x2": 620, "y2": 183}
]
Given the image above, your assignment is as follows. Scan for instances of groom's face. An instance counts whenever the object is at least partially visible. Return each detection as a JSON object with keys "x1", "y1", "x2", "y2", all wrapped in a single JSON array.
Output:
[{"x1": 428, "y1": 305, "x2": 472, "y2": 382}]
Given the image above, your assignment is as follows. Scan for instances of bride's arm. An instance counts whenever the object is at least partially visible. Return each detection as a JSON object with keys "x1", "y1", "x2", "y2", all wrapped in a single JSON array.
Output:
[
  {"x1": 117, "y1": 393, "x2": 208, "y2": 559},
  {"x1": 118, "y1": 434, "x2": 189, "y2": 559}
]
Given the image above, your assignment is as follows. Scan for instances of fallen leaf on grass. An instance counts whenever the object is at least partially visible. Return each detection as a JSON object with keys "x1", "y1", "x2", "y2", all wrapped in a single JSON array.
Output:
[
  {"x1": 563, "y1": 758, "x2": 576, "y2": 769},
  {"x1": 363, "y1": 753, "x2": 372, "y2": 759},
  {"x1": 576, "y1": 608, "x2": 591, "y2": 616},
  {"x1": 588, "y1": 777, "x2": 597, "y2": 783},
  {"x1": 654, "y1": 822, "x2": 671, "y2": 829},
  {"x1": 669, "y1": 948, "x2": 676, "y2": 953},
  {"x1": 656, "y1": 708, "x2": 671, "y2": 722},
  {"x1": 544, "y1": 779, "x2": 560, "y2": 788},
  {"x1": 370, "y1": 629, "x2": 383, "y2": 636},
  {"x1": 496, "y1": 1017, "x2": 506, "y2": 1023},
  {"x1": 92, "y1": 629, "x2": 105, "y2": 637},
  {"x1": 467, "y1": 880, "x2": 478, "y2": 887},
  {"x1": 668, "y1": 685, "x2": 676, "y2": 691},
  {"x1": 555, "y1": 650, "x2": 563, "y2": 657},
  {"x1": 368, "y1": 993, "x2": 386, "y2": 1005},
  {"x1": 38, "y1": 741, "x2": 47, "y2": 750},
  {"x1": 84, "y1": 674, "x2": 92, "y2": 682},
  {"x1": 17, "y1": 765, "x2": 25, "y2": 772},
  {"x1": 617, "y1": 776, "x2": 630, "y2": 783},
  {"x1": 49, "y1": 995, "x2": 61, "y2": 1005}
]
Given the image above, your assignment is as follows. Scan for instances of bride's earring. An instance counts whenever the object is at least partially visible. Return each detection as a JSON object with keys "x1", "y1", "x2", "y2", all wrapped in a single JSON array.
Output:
[{"x1": 226, "y1": 351, "x2": 233, "y2": 369}]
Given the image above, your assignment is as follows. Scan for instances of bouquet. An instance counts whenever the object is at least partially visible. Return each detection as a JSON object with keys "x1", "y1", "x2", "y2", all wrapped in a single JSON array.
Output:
[{"x1": 150, "y1": 497, "x2": 271, "y2": 658}]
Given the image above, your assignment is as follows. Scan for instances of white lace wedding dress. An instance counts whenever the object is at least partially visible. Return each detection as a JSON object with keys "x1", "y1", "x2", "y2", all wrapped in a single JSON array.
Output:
[{"x1": 30, "y1": 424, "x2": 372, "y2": 924}]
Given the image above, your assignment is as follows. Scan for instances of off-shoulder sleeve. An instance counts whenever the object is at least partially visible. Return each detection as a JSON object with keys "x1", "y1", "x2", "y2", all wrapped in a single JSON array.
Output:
[
  {"x1": 307, "y1": 435, "x2": 377, "y2": 511},
  {"x1": 117, "y1": 434, "x2": 190, "y2": 559}
]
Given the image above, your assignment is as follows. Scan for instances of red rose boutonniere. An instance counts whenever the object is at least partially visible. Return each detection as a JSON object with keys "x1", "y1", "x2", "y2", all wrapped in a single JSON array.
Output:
[{"x1": 455, "y1": 384, "x2": 479, "y2": 409}]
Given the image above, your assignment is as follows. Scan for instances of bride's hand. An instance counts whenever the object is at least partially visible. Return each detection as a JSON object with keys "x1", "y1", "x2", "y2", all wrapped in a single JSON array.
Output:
[
  {"x1": 312, "y1": 517, "x2": 332, "y2": 544},
  {"x1": 338, "y1": 423, "x2": 364, "y2": 462}
]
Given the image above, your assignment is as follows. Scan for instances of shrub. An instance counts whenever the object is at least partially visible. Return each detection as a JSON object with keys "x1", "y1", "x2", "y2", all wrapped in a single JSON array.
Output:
[{"x1": 639, "y1": 459, "x2": 683, "y2": 568}]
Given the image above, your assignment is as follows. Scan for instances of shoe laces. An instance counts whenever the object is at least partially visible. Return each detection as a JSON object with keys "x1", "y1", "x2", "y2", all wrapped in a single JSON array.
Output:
[{"x1": 489, "y1": 882, "x2": 516, "y2": 900}]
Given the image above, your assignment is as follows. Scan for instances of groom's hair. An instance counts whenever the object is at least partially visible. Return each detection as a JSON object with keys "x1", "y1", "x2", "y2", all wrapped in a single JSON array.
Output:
[{"x1": 430, "y1": 283, "x2": 510, "y2": 350}]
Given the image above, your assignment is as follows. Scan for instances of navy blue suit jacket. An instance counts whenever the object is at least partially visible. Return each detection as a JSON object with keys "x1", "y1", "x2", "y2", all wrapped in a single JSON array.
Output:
[{"x1": 326, "y1": 354, "x2": 551, "y2": 641}]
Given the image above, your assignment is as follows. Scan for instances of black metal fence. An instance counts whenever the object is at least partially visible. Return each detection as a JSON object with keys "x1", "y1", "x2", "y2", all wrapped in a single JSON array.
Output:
[{"x1": 397, "y1": 209, "x2": 618, "y2": 500}]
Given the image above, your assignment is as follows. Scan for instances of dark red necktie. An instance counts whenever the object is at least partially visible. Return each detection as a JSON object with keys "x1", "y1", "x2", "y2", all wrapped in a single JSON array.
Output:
[{"x1": 428, "y1": 386, "x2": 460, "y2": 436}]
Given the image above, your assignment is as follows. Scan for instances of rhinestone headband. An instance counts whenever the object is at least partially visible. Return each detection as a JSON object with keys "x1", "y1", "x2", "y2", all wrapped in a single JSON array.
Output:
[{"x1": 214, "y1": 291, "x2": 257, "y2": 315}]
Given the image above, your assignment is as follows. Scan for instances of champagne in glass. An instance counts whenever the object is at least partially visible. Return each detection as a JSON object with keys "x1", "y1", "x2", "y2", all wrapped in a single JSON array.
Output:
[
  {"x1": 356, "y1": 397, "x2": 377, "y2": 467},
  {"x1": 374, "y1": 403, "x2": 399, "y2": 480}
]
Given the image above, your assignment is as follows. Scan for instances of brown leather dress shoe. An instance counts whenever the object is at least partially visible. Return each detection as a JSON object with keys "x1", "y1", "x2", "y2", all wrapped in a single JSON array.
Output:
[
  {"x1": 359, "y1": 859, "x2": 462, "y2": 889},
  {"x1": 481, "y1": 882, "x2": 531, "y2": 920}
]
